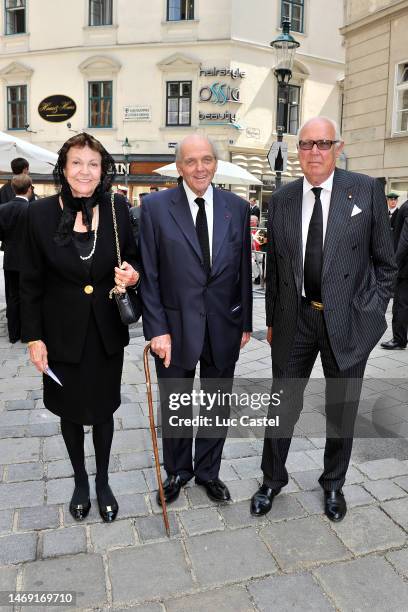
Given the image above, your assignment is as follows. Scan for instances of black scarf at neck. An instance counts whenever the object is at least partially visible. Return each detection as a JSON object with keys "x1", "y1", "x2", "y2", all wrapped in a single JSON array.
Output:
[{"x1": 54, "y1": 177, "x2": 102, "y2": 246}]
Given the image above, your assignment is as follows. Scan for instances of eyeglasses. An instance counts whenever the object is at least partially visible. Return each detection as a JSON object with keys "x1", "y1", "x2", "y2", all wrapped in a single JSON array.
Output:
[{"x1": 298, "y1": 140, "x2": 339, "y2": 150}]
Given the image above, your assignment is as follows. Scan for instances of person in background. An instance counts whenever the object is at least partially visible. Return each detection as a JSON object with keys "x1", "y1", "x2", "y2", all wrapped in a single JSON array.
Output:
[
  {"x1": 249, "y1": 197, "x2": 260, "y2": 220},
  {"x1": 0, "y1": 174, "x2": 33, "y2": 343},
  {"x1": 116, "y1": 185, "x2": 132, "y2": 208},
  {"x1": 149, "y1": 186, "x2": 159, "y2": 193},
  {"x1": 0, "y1": 158, "x2": 36, "y2": 204},
  {"x1": 381, "y1": 195, "x2": 408, "y2": 350},
  {"x1": 386, "y1": 192, "x2": 400, "y2": 231},
  {"x1": 129, "y1": 192, "x2": 148, "y2": 249},
  {"x1": 20, "y1": 133, "x2": 139, "y2": 524},
  {"x1": 250, "y1": 214, "x2": 261, "y2": 285}
]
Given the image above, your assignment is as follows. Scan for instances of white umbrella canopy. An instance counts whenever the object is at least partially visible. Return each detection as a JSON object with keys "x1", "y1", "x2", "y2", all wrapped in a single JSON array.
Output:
[
  {"x1": 0, "y1": 131, "x2": 57, "y2": 174},
  {"x1": 154, "y1": 160, "x2": 263, "y2": 186}
]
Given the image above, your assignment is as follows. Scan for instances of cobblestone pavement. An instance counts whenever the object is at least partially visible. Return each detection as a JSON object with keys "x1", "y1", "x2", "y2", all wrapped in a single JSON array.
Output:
[{"x1": 1, "y1": 259, "x2": 408, "y2": 611}]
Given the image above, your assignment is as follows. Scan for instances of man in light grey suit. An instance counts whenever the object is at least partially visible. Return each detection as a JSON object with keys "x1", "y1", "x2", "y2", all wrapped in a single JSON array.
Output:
[{"x1": 251, "y1": 117, "x2": 396, "y2": 521}]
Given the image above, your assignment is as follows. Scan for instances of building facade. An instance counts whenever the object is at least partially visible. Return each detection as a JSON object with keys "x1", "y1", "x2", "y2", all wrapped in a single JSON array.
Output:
[
  {"x1": 341, "y1": 0, "x2": 408, "y2": 201},
  {"x1": 0, "y1": 0, "x2": 344, "y2": 212}
]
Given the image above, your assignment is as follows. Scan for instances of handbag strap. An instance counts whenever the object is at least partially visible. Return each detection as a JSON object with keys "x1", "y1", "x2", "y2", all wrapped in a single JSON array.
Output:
[
  {"x1": 109, "y1": 192, "x2": 121, "y2": 300},
  {"x1": 111, "y1": 192, "x2": 122, "y2": 268}
]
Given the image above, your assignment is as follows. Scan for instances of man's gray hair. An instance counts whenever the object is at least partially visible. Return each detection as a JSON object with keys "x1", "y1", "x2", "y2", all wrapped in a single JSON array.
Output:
[
  {"x1": 175, "y1": 135, "x2": 219, "y2": 162},
  {"x1": 297, "y1": 116, "x2": 343, "y2": 143}
]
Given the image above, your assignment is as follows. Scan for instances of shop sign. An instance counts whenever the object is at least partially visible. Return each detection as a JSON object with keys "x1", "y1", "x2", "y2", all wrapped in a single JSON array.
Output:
[
  {"x1": 199, "y1": 67, "x2": 246, "y2": 79},
  {"x1": 38, "y1": 95, "x2": 76, "y2": 123},
  {"x1": 123, "y1": 105, "x2": 152, "y2": 122},
  {"x1": 199, "y1": 83, "x2": 241, "y2": 105}
]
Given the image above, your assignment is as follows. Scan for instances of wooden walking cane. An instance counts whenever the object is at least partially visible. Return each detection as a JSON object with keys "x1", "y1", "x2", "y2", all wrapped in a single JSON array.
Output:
[{"x1": 143, "y1": 343, "x2": 170, "y2": 537}]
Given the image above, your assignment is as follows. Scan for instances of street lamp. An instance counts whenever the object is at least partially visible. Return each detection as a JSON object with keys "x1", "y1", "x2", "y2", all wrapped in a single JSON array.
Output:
[
  {"x1": 269, "y1": 19, "x2": 300, "y2": 190},
  {"x1": 122, "y1": 136, "x2": 132, "y2": 189}
]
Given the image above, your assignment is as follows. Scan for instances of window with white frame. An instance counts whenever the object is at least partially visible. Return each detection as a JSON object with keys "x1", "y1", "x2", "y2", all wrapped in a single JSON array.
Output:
[
  {"x1": 167, "y1": 0, "x2": 194, "y2": 21},
  {"x1": 277, "y1": 84, "x2": 301, "y2": 135},
  {"x1": 89, "y1": 0, "x2": 112, "y2": 26},
  {"x1": 7, "y1": 84, "x2": 27, "y2": 129},
  {"x1": 395, "y1": 62, "x2": 408, "y2": 133},
  {"x1": 5, "y1": 0, "x2": 26, "y2": 35},
  {"x1": 281, "y1": 0, "x2": 304, "y2": 33},
  {"x1": 166, "y1": 81, "x2": 191, "y2": 126},
  {"x1": 88, "y1": 81, "x2": 112, "y2": 128}
]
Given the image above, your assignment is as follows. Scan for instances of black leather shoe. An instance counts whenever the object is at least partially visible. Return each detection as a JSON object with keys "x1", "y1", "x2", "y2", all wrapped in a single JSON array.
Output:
[
  {"x1": 69, "y1": 500, "x2": 91, "y2": 521},
  {"x1": 381, "y1": 339, "x2": 406, "y2": 350},
  {"x1": 324, "y1": 489, "x2": 347, "y2": 522},
  {"x1": 157, "y1": 475, "x2": 185, "y2": 506},
  {"x1": 250, "y1": 484, "x2": 281, "y2": 516},
  {"x1": 97, "y1": 485, "x2": 119, "y2": 523},
  {"x1": 195, "y1": 477, "x2": 231, "y2": 502}
]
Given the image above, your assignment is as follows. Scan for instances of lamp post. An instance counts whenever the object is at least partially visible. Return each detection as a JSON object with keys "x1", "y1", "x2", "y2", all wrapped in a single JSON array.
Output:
[
  {"x1": 122, "y1": 136, "x2": 132, "y2": 189},
  {"x1": 269, "y1": 19, "x2": 300, "y2": 190}
]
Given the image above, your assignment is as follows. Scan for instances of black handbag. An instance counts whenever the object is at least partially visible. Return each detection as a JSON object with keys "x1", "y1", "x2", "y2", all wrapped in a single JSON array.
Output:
[{"x1": 109, "y1": 193, "x2": 142, "y2": 325}]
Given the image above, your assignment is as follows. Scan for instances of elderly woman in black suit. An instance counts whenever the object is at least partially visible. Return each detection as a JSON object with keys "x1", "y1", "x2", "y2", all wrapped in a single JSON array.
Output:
[{"x1": 21, "y1": 133, "x2": 139, "y2": 523}]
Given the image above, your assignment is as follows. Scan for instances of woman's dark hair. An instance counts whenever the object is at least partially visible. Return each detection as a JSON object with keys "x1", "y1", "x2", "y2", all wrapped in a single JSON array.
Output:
[{"x1": 53, "y1": 132, "x2": 116, "y2": 192}]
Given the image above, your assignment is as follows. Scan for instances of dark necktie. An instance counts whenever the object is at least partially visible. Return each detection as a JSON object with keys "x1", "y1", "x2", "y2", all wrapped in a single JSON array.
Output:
[
  {"x1": 304, "y1": 187, "x2": 323, "y2": 302},
  {"x1": 195, "y1": 197, "x2": 211, "y2": 276}
]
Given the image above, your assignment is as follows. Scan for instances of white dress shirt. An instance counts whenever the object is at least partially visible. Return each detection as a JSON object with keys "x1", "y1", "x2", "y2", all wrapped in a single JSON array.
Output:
[
  {"x1": 301, "y1": 171, "x2": 334, "y2": 297},
  {"x1": 183, "y1": 180, "x2": 214, "y2": 262}
]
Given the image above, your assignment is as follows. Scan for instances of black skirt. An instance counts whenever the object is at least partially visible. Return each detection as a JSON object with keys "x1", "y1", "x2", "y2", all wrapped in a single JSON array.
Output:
[{"x1": 43, "y1": 311, "x2": 124, "y2": 425}]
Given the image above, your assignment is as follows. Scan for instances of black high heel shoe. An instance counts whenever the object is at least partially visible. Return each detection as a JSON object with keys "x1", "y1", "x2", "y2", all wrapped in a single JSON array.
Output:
[{"x1": 96, "y1": 484, "x2": 118, "y2": 523}]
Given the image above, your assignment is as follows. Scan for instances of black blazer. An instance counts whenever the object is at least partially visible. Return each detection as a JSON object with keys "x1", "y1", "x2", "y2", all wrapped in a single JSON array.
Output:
[
  {"x1": 265, "y1": 168, "x2": 396, "y2": 371},
  {"x1": 0, "y1": 196, "x2": 29, "y2": 271},
  {"x1": 20, "y1": 192, "x2": 139, "y2": 363},
  {"x1": 393, "y1": 200, "x2": 408, "y2": 278}
]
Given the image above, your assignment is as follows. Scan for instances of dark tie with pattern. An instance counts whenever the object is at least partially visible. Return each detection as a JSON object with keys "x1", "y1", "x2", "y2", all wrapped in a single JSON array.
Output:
[
  {"x1": 304, "y1": 186, "x2": 323, "y2": 302},
  {"x1": 195, "y1": 197, "x2": 211, "y2": 276}
]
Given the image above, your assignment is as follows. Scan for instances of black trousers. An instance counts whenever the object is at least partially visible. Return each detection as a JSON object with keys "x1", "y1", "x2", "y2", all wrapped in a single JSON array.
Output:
[
  {"x1": 155, "y1": 327, "x2": 235, "y2": 482},
  {"x1": 392, "y1": 277, "x2": 408, "y2": 346},
  {"x1": 262, "y1": 299, "x2": 367, "y2": 491},
  {"x1": 4, "y1": 270, "x2": 21, "y2": 342}
]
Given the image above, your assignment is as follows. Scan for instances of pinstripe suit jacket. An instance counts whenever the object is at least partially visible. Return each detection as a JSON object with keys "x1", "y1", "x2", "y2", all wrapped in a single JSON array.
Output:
[{"x1": 265, "y1": 168, "x2": 397, "y2": 371}]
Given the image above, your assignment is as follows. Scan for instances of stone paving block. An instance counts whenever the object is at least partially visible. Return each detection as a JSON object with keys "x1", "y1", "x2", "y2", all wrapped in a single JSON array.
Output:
[
  {"x1": 342, "y1": 484, "x2": 375, "y2": 507},
  {"x1": 185, "y1": 485, "x2": 218, "y2": 508},
  {"x1": 219, "y1": 461, "x2": 240, "y2": 481},
  {"x1": 0, "y1": 410, "x2": 30, "y2": 426},
  {"x1": 178, "y1": 507, "x2": 224, "y2": 535},
  {"x1": 289, "y1": 437, "x2": 316, "y2": 452},
  {"x1": 266, "y1": 493, "x2": 307, "y2": 523},
  {"x1": 149, "y1": 489, "x2": 188, "y2": 513},
  {"x1": 0, "y1": 481, "x2": 44, "y2": 510},
  {"x1": 230, "y1": 456, "x2": 263, "y2": 479},
  {"x1": 381, "y1": 498, "x2": 408, "y2": 530},
  {"x1": 43, "y1": 436, "x2": 69, "y2": 461},
  {"x1": 363, "y1": 479, "x2": 407, "y2": 501},
  {"x1": 18, "y1": 505, "x2": 60, "y2": 531},
  {"x1": 286, "y1": 451, "x2": 320, "y2": 473},
  {"x1": 5, "y1": 399, "x2": 34, "y2": 411},
  {"x1": 0, "y1": 532, "x2": 37, "y2": 565},
  {"x1": 330, "y1": 506, "x2": 406, "y2": 554},
  {"x1": 108, "y1": 469, "x2": 148, "y2": 495},
  {"x1": 27, "y1": 422, "x2": 59, "y2": 437},
  {"x1": 119, "y1": 450, "x2": 154, "y2": 471},
  {"x1": 142, "y1": 466, "x2": 167, "y2": 491},
  {"x1": 393, "y1": 475, "x2": 408, "y2": 492},
  {"x1": 0, "y1": 437, "x2": 40, "y2": 463},
  {"x1": 186, "y1": 527, "x2": 277, "y2": 586},
  {"x1": 6, "y1": 462, "x2": 43, "y2": 482},
  {"x1": 90, "y1": 519, "x2": 136, "y2": 552},
  {"x1": 386, "y1": 548, "x2": 408, "y2": 578},
  {"x1": 111, "y1": 429, "x2": 153, "y2": 454},
  {"x1": 112, "y1": 493, "x2": 149, "y2": 519},
  {"x1": 46, "y1": 477, "x2": 75, "y2": 504},
  {"x1": 109, "y1": 541, "x2": 193, "y2": 603},
  {"x1": 260, "y1": 516, "x2": 350, "y2": 571},
  {"x1": 165, "y1": 586, "x2": 256, "y2": 611},
  {"x1": 46, "y1": 459, "x2": 76, "y2": 479},
  {"x1": 219, "y1": 500, "x2": 268, "y2": 528},
  {"x1": 314, "y1": 555, "x2": 408, "y2": 611},
  {"x1": 249, "y1": 573, "x2": 334, "y2": 612},
  {"x1": 358, "y1": 458, "x2": 408, "y2": 480},
  {"x1": 22, "y1": 553, "x2": 107, "y2": 610},
  {"x1": 0, "y1": 566, "x2": 17, "y2": 592},
  {"x1": 42, "y1": 526, "x2": 87, "y2": 558},
  {"x1": 135, "y1": 513, "x2": 180, "y2": 543},
  {"x1": 222, "y1": 440, "x2": 258, "y2": 459},
  {"x1": 296, "y1": 489, "x2": 323, "y2": 515},
  {"x1": 225, "y1": 478, "x2": 261, "y2": 502},
  {"x1": 291, "y1": 469, "x2": 322, "y2": 491},
  {"x1": 0, "y1": 509, "x2": 13, "y2": 534}
]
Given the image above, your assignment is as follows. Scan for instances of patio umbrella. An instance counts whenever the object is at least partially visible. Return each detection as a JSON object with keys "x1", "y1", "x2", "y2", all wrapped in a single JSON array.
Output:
[
  {"x1": 154, "y1": 160, "x2": 263, "y2": 186},
  {"x1": 0, "y1": 131, "x2": 57, "y2": 174}
]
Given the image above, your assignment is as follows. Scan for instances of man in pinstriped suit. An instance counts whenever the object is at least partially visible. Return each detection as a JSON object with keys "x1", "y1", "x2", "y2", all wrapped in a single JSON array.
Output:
[{"x1": 251, "y1": 117, "x2": 396, "y2": 521}]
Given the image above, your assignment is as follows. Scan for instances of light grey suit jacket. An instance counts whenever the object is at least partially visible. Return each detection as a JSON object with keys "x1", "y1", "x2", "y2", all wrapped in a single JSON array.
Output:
[{"x1": 265, "y1": 167, "x2": 396, "y2": 371}]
